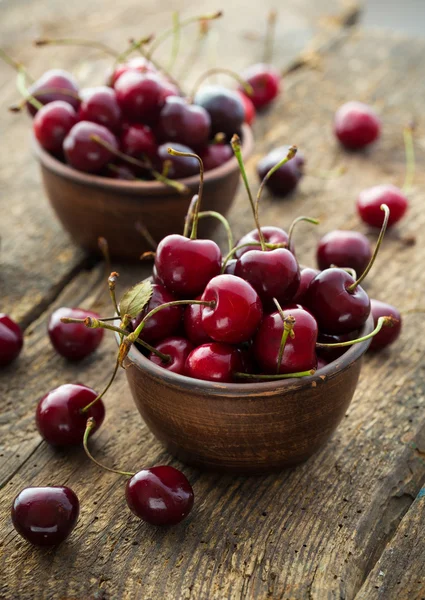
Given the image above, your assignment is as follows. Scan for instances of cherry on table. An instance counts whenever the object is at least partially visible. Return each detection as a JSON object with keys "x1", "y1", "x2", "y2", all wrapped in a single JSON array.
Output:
[
  {"x1": 114, "y1": 71, "x2": 167, "y2": 124},
  {"x1": 369, "y1": 299, "x2": 402, "y2": 351},
  {"x1": 120, "y1": 123, "x2": 157, "y2": 160},
  {"x1": 27, "y1": 69, "x2": 80, "y2": 116},
  {"x1": 334, "y1": 101, "x2": 381, "y2": 150},
  {"x1": 185, "y1": 342, "x2": 244, "y2": 382},
  {"x1": 157, "y1": 142, "x2": 200, "y2": 179},
  {"x1": 257, "y1": 146, "x2": 305, "y2": 197},
  {"x1": 0, "y1": 314, "x2": 23, "y2": 366},
  {"x1": 149, "y1": 336, "x2": 194, "y2": 374},
  {"x1": 48, "y1": 307, "x2": 104, "y2": 360},
  {"x1": 239, "y1": 63, "x2": 280, "y2": 110},
  {"x1": 131, "y1": 283, "x2": 183, "y2": 344},
  {"x1": 78, "y1": 86, "x2": 122, "y2": 133},
  {"x1": 157, "y1": 96, "x2": 211, "y2": 148},
  {"x1": 200, "y1": 143, "x2": 233, "y2": 171},
  {"x1": 235, "y1": 226, "x2": 292, "y2": 258},
  {"x1": 316, "y1": 230, "x2": 372, "y2": 274},
  {"x1": 293, "y1": 268, "x2": 319, "y2": 304},
  {"x1": 63, "y1": 121, "x2": 118, "y2": 173},
  {"x1": 33, "y1": 101, "x2": 77, "y2": 154},
  {"x1": 357, "y1": 184, "x2": 408, "y2": 228},
  {"x1": 193, "y1": 85, "x2": 245, "y2": 138}
]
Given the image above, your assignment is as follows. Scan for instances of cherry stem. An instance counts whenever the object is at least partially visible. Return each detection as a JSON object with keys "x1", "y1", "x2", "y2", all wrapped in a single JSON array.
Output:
[
  {"x1": 34, "y1": 37, "x2": 119, "y2": 58},
  {"x1": 16, "y1": 70, "x2": 43, "y2": 111},
  {"x1": 108, "y1": 271, "x2": 120, "y2": 316},
  {"x1": 273, "y1": 298, "x2": 296, "y2": 373},
  {"x1": 116, "y1": 35, "x2": 153, "y2": 64},
  {"x1": 198, "y1": 211, "x2": 234, "y2": 254},
  {"x1": 263, "y1": 9, "x2": 277, "y2": 64},
  {"x1": 231, "y1": 134, "x2": 266, "y2": 250},
  {"x1": 347, "y1": 204, "x2": 390, "y2": 292},
  {"x1": 316, "y1": 316, "x2": 397, "y2": 348},
  {"x1": 190, "y1": 68, "x2": 253, "y2": 100},
  {"x1": 235, "y1": 369, "x2": 316, "y2": 380},
  {"x1": 403, "y1": 125, "x2": 415, "y2": 192},
  {"x1": 83, "y1": 417, "x2": 135, "y2": 478},
  {"x1": 81, "y1": 360, "x2": 119, "y2": 413},
  {"x1": 183, "y1": 195, "x2": 199, "y2": 237},
  {"x1": 128, "y1": 40, "x2": 181, "y2": 89},
  {"x1": 167, "y1": 148, "x2": 204, "y2": 239},
  {"x1": 221, "y1": 241, "x2": 286, "y2": 272},
  {"x1": 287, "y1": 216, "x2": 319, "y2": 249},
  {"x1": 167, "y1": 11, "x2": 180, "y2": 72},
  {"x1": 135, "y1": 221, "x2": 158, "y2": 250}
]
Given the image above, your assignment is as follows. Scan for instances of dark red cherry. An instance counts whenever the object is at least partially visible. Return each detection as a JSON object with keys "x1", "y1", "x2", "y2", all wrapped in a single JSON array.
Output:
[
  {"x1": 184, "y1": 297, "x2": 211, "y2": 346},
  {"x1": 236, "y1": 90, "x2": 255, "y2": 125},
  {"x1": 27, "y1": 69, "x2": 80, "y2": 116},
  {"x1": 149, "y1": 336, "x2": 194, "y2": 374},
  {"x1": 317, "y1": 230, "x2": 372, "y2": 274},
  {"x1": 193, "y1": 85, "x2": 245, "y2": 138},
  {"x1": 257, "y1": 145, "x2": 305, "y2": 196},
  {"x1": 155, "y1": 234, "x2": 221, "y2": 297},
  {"x1": 185, "y1": 342, "x2": 244, "y2": 382},
  {"x1": 120, "y1": 123, "x2": 157, "y2": 159},
  {"x1": 304, "y1": 268, "x2": 370, "y2": 334},
  {"x1": 36, "y1": 383, "x2": 105, "y2": 446},
  {"x1": 48, "y1": 307, "x2": 104, "y2": 360},
  {"x1": 131, "y1": 284, "x2": 182, "y2": 344},
  {"x1": 11, "y1": 486, "x2": 79, "y2": 546},
  {"x1": 200, "y1": 143, "x2": 233, "y2": 171},
  {"x1": 334, "y1": 101, "x2": 381, "y2": 150},
  {"x1": 357, "y1": 184, "x2": 408, "y2": 228},
  {"x1": 223, "y1": 259, "x2": 237, "y2": 275},
  {"x1": 33, "y1": 101, "x2": 77, "y2": 153},
  {"x1": 254, "y1": 307, "x2": 317, "y2": 374},
  {"x1": 78, "y1": 86, "x2": 122, "y2": 132},
  {"x1": 114, "y1": 71, "x2": 167, "y2": 124},
  {"x1": 201, "y1": 274, "x2": 263, "y2": 344},
  {"x1": 316, "y1": 330, "x2": 360, "y2": 362},
  {"x1": 317, "y1": 356, "x2": 328, "y2": 370},
  {"x1": 0, "y1": 313, "x2": 23, "y2": 366},
  {"x1": 369, "y1": 299, "x2": 401, "y2": 351},
  {"x1": 63, "y1": 121, "x2": 118, "y2": 173},
  {"x1": 235, "y1": 248, "x2": 300, "y2": 309},
  {"x1": 109, "y1": 57, "x2": 157, "y2": 87},
  {"x1": 125, "y1": 465, "x2": 194, "y2": 525},
  {"x1": 106, "y1": 163, "x2": 137, "y2": 180},
  {"x1": 293, "y1": 268, "x2": 319, "y2": 304},
  {"x1": 157, "y1": 96, "x2": 211, "y2": 148},
  {"x1": 157, "y1": 142, "x2": 200, "y2": 179},
  {"x1": 235, "y1": 226, "x2": 292, "y2": 258},
  {"x1": 239, "y1": 63, "x2": 280, "y2": 110}
]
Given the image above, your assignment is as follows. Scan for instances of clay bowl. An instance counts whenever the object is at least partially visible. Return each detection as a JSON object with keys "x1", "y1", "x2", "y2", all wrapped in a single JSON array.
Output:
[
  {"x1": 33, "y1": 124, "x2": 253, "y2": 260},
  {"x1": 122, "y1": 314, "x2": 373, "y2": 474}
]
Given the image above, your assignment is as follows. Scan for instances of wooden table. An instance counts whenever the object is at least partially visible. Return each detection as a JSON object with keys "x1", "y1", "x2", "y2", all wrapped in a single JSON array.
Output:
[{"x1": 1, "y1": 2, "x2": 425, "y2": 598}]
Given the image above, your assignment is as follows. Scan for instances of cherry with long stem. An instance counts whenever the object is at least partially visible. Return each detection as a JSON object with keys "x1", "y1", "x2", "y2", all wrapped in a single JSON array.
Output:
[
  {"x1": 196, "y1": 211, "x2": 234, "y2": 254},
  {"x1": 221, "y1": 240, "x2": 285, "y2": 272},
  {"x1": 34, "y1": 37, "x2": 119, "y2": 58},
  {"x1": 235, "y1": 369, "x2": 316, "y2": 380},
  {"x1": 287, "y1": 215, "x2": 319, "y2": 249},
  {"x1": 316, "y1": 315, "x2": 397, "y2": 348},
  {"x1": 256, "y1": 145, "x2": 297, "y2": 219},
  {"x1": 84, "y1": 418, "x2": 134, "y2": 476}
]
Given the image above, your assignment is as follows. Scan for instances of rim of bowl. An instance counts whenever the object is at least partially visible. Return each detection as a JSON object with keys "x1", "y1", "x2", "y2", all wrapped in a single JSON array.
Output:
[
  {"x1": 119, "y1": 313, "x2": 374, "y2": 398},
  {"x1": 32, "y1": 124, "x2": 254, "y2": 194}
]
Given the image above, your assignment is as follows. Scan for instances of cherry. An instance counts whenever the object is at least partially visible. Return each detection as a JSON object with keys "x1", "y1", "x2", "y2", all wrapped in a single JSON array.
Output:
[
  {"x1": 239, "y1": 63, "x2": 280, "y2": 110},
  {"x1": 126, "y1": 465, "x2": 194, "y2": 525},
  {"x1": 201, "y1": 274, "x2": 263, "y2": 344},
  {"x1": 106, "y1": 163, "x2": 137, "y2": 180},
  {"x1": 293, "y1": 268, "x2": 319, "y2": 304},
  {"x1": 78, "y1": 86, "x2": 122, "y2": 132},
  {"x1": 334, "y1": 101, "x2": 381, "y2": 150},
  {"x1": 157, "y1": 143, "x2": 200, "y2": 179},
  {"x1": 114, "y1": 71, "x2": 167, "y2": 124},
  {"x1": 236, "y1": 90, "x2": 255, "y2": 125},
  {"x1": 193, "y1": 85, "x2": 245, "y2": 138},
  {"x1": 317, "y1": 356, "x2": 328, "y2": 370},
  {"x1": 36, "y1": 383, "x2": 105, "y2": 446},
  {"x1": 155, "y1": 234, "x2": 221, "y2": 297},
  {"x1": 120, "y1": 123, "x2": 157, "y2": 160},
  {"x1": 200, "y1": 143, "x2": 233, "y2": 171},
  {"x1": 33, "y1": 101, "x2": 77, "y2": 153},
  {"x1": 257, "y1": 146, "x2": 305, "y2": 196},
  {"x1": 185, "y1": 342, "x2": 244, "y2": 382},
  {"x1": 369, "y1": 299, "x2": 401, "y2": 351},
  {"x1": 149, "y1": 337, "x2": 194, "y2": 374},
  {"x1": 11, "y1": 486, "x2": 79, "y2": 546},
  {"x1": 109, "y1": 57, "x2": 157, "y2": 87},
  {"x1": 223, "y1": 258, "x2": 237, "y2": 275},
  {"x1": 157, "y1": 96, "x2": 211, "y2": 148},
  {"x1": 235, "y1": 226, "x2": 292, "y2": 258},
  {"x1": 357, "y1": 184, "x2": 408, "y2": 228},
  {"x1": 0, "y1": 314, "x2": 23, "y2": 366},
  {"x1": 48, "y1": 307, "x2": 104, "y2": 360},
  {"x1": 27, "y1": 69, "x2": 80, "y2": 116},
  {"x1": 63, "y1": 121, "x2": 118, "y2": 173},
  {"x1": 131, "y1": 284, "x2": 182, "y2": 344},
  {"x1": 254, "y1": 307, "x2": 318, "y2": 374},
  {"x1": 184, "y1": 297, "x2": 212, "y2": 346},
  {"x1": 317, "y1": 230, "x2": 372, "y2": 274},
  {"x1": 316, "y1": 330, "x2": 360, "y2": 362}
]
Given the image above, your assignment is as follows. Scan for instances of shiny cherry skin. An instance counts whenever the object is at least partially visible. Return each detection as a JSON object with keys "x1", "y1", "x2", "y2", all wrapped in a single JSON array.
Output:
[
  {"x1": 369, "y1": 299, "x2": 402, "y2": 351},
  {"x1": 201, "y1": 274, "x2": 263, "y2": 344},
  {"x1": 120, "y1": 123, "x2": 157, "y2": 159},
  {"x1": 33, "y1": 101, "x2": 77, "y2": 153},
  {"x1": 304, "y1": 268, "x2": 371, "y2": 334},
  {"x1": 155, "y1": 234, "x2": 221, "y2": 297},
  {"x1": 184, "y1": 297, "x2": 211, "y2": 346},
  {"x1": 109, "y1": 57, "x2": 157, "y2": 87},
  {"x1": 48, "y1": 307, "x2": 104, "y2": 360},
  {"x1": 316, "y1": 329, "x2": 359, "y2": 362},
  {"x1": 317, "y1": 230, "x2": 372, "y2": 274},
  {"x1": 254, "y1": 307, "x2": 318, "y2": 374},
  {"x1": 131, "y1": 284, "x2": 182, "y2": 344},
  {"x1": 357, "y1": 184, "x2": 408, "y2": 228},
  {"x1": 200, "y1": 143, "x2": 233, "y2": 171},
  {"x1": 239, "y1": 63, "x2": 280, "y2": 110},
  {"x1": 235, "y1": 226, "x2": 292, "y2": 258},
  {"x1": 157, "y1": 96, "x2": 211, "y2": 148},
  {"x1": 185, "y1": 342, "x2": 244, "y2": 383},
  {"x1": 126, "y1": 466, "x2": 194, "y2": 525},
  {"x1": 63, "y1": 121, "x2": 118, "y2": 173},
  {"x1": 293, "y1": 268, "x2": 320, "y2": 304},
  {"x1": 149, "y1": 337, "x2": 194, "y2": 374},
  {"x1": 194, "y1": 85, "x2": 245, "y2": 138},
  {"x1": 334, "y1": 101, "x2": 381, "y2": 150},
  {"x1": 235, "y1": 248, "x2": 300, "y2": 309},
  {"x1": 236, "y1": 90, "x2": 255, "y2": 125},
  {"x1": 157, "y1": 142, "x2": 200, "y2": 179},
  {"x1": 257, "y1": 146, "x2": 305, "y2": 197},
  {"x1": 115, "y1": 71, "x2": 167, "y2": 124},
  {"x1": 78, "y1": 86, "x2": 122, "y2": 132},
  {"x1": 36, "y1": 383, "x2": 105, "y2": 446},
  {"x1": 11, "y1": 486, "x2": 79, "y2": 546},
  {"x1": 27, "y1": 69, "x2": 80, "y2": 116},
  {"x1": 0, "y1": 314, "x2": 23, "y2": 366}
]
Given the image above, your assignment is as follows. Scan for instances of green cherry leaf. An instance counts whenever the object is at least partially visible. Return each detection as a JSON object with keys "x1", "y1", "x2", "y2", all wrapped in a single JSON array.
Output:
[{"x1": 119, "y1": 280, "x2": 153, "y2": 318}]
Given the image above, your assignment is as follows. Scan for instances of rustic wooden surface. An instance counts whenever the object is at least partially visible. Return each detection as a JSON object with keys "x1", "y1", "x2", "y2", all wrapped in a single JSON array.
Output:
[{"x1": 1, "y1": 1, "x2": 425, "y2": 599}]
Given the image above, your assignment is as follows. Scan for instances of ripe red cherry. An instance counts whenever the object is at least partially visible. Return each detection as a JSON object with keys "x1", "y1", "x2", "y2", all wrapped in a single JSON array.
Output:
[
  {"x1": 201, "y1": 274, "x2": 263, "y2": 344},
  {"x1": 120, "y1": 123, "x2": 157, "y2": 159},
  {"x1": 36, "y1": 383, "x2": 105, "y2": 446},
  {"x1": 157, "y1": 96, "x2": 211, "y2": 148},
  {"x1": 254, "y1": 308, "x2": 318, "y2": 374},
  {"x1": 155, "y1": 234, "x2": 221, "y2": 297},
  {"x1": 235, "y1": 226, "x2": 292, "y2": 258},
  {"x1": 185, "y1": 342, "x2": 244, "y2": 382},
  {"x1": 131, "y1": 284, "x2": 182, "y2": 344},
  {"x1": 293, "y1": 268, "x2": 319, "y2": 304},
  {"x1": 369, "y1": 299, "x2": 402, "y2": 351},
  {"x1": 334, "y1": 101, "x2": 381, "y2": 150},
  {"x1": 317, "y1": 230, "x2": 372, "y2": 274},
  {"x1": 78, "y1": 86, "x2": 122, "y2": 132},
  {"x1": 63, "y1": 121, "x2": 118, "y2": 173},
  {"x1": 109, "y1": 57, "x2": 157, "y2": 87},
  {"x1": 199, "y1": 143, "x2": 233, "y2": 171},
  {"x1": 194, "y1": 85, "x2": 245, "y2": 138},
  {"x1": 304, "y1": 268, "x2": 370, "y2": 334},
  {"x1": 48, "y1": 307, "x2": 104, "y2": 360},
  {"x1": 125, "y1": 465, "x2": 194, "y2": 525},
  {"x1": 114, "y1": 71, "x2": 166, "y2": 123},
  {"x1": 149, "y1": 337, "x2": 194, "y2": 374},
  {"x1": 157, "y1": 142, "x2": 200, "y2": 179},
  {"x1": 257, "y1": 146, "x2": 305, "y2": 196},
  {"x1": 0, "y1": 314, "x2": 23, "y2": 366},
  {"x1": 184, "y1": 297, "x2": 211, "y2": 345},
  {"x1": 236, "y1": 90, "x2": 255, "y2": 125},
  {"x1": 33, "y1": 101, "x2": 77, "y2": 153},
  {"x1": 239, "y1": 63, "x2": 280, "y2": 110},
  {"x1": 11, "y1": 486, "x2": 79, "y2": 546},
  {"x1": 357, "y1": 184, "x2": 408, "y2": 228},
  {"x1": 27, "y1": 69, "x2": 80, "y2": 116}
]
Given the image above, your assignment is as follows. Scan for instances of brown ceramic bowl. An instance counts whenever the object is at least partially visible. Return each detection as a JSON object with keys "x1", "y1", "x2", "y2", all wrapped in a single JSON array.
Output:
[
  {"x1": 122, "y1": 314, "x2": 373, "y2": 474},
  {"x1": 33, "y1": 125, "x2": 253, "y2": 260}
]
